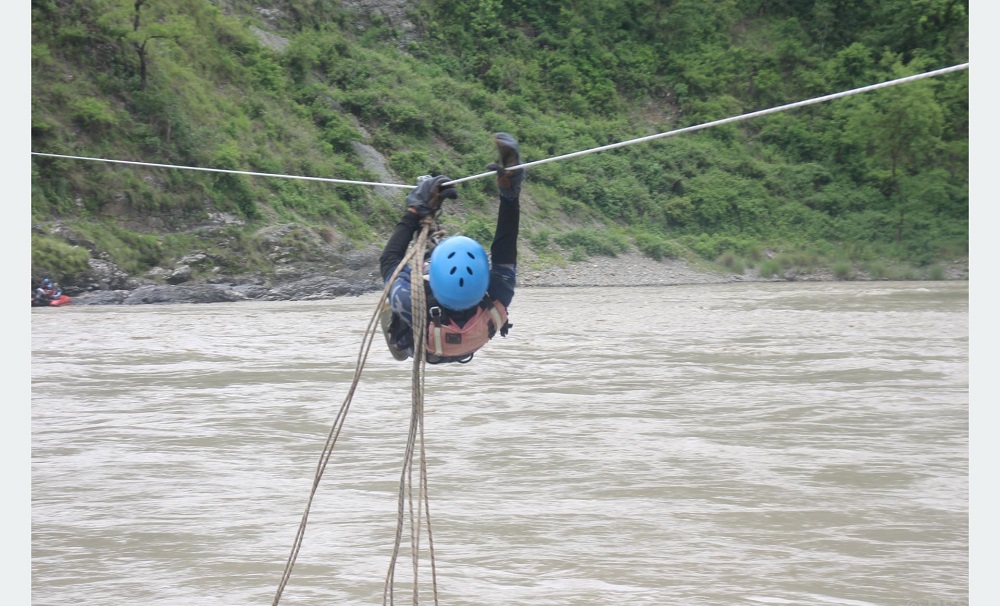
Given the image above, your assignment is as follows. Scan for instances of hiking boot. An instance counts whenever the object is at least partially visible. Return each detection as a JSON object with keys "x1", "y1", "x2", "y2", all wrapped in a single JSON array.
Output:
[
  {"x1": 487, "y1": 132, "x2": 524, "y2": 201},
  {"x1": 380, "y1": 303, "x2": 408, "y2": 361}
]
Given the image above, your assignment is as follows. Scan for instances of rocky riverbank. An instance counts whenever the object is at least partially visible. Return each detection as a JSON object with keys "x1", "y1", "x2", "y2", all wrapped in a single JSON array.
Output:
[
  {"x1": 522, "y1": 252, "x2": 970, "y2": 287},
  {"x1": 61, "y1": 249, "x2": 968, "y2": 306},
  {"x1": 519, "y1": 253, "x2": 743, "y2": 288}
]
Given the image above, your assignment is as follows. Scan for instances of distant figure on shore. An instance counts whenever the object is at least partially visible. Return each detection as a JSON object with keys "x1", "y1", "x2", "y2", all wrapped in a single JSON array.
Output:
[
  {"x1": 32, "y1": 277, "x2": 70, "y2": 307},
  {"x1": 32, "y1": 278, "x2": 54, "y2": 306}
]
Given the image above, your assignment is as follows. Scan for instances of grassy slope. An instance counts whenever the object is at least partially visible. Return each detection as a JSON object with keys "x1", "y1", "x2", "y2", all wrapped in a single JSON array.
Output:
[{"x1": 29, "y1": 0, "x2": 969, "y2": 289}]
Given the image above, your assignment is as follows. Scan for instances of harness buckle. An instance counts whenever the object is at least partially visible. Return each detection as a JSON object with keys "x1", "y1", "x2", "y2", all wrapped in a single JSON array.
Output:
[{"x1": 429, "y1": 306, "x2": 442, "y2": 325}]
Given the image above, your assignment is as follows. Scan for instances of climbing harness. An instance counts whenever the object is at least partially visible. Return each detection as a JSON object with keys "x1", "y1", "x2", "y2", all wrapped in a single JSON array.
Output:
[
  {"x1": 384, "y1": 274, "x2": 511, "y2": 363},
  {"x1": 426, "y1": 296, "x2": 509, "y2": 360}
]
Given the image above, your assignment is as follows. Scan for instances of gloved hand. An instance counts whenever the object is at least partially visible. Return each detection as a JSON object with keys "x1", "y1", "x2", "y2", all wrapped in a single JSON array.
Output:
[
  {"x1": 405, "y1": 175, "x2": 457, "y2": 217},
  {"x1": 485, "y1": 132, "x2": 525, "y2": 203}
]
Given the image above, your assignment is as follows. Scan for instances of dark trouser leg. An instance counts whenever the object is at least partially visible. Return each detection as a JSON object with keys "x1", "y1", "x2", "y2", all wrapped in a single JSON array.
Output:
[{"x1": 491, "y1": 199, "x2": 519, "y2": 266}]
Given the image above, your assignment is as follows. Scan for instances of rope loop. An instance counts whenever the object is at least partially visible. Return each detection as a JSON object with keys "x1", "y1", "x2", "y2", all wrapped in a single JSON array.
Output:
[{"x1": 273, "y1": 212, "x2": 444, "y2": 606}]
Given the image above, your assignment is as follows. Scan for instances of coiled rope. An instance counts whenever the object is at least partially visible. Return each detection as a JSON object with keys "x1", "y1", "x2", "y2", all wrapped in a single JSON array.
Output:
[
  {"x1": 271, "y1": 213, "x2": 446, "y2": 606},
  {"x1": 385, "y1": 216, "x2": 445, "y2": 606}
]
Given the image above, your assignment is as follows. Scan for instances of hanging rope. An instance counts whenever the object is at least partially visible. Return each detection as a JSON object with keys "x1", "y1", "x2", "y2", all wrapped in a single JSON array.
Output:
[
  {"x1": 382, "y1": 215, "x2": 445, "y2": 606},
  {"x1": 271, "y1": 213, "x2": 445, "y2": 606}
]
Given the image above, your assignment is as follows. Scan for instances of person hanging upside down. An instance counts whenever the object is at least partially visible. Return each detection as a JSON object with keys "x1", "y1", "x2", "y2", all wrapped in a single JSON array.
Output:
[{"x1": 379, "y1": 133, "x2": 524, "y2": 364}]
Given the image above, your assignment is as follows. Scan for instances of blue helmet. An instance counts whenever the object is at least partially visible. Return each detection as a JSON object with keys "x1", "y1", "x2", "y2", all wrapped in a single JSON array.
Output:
[{"x1": 428, "y1": 236, "x2": 489, "y2": 311}]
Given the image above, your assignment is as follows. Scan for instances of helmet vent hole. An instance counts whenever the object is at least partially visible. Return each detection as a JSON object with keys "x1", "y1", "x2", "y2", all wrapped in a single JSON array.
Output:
[
  {"x1": 447, "y1": 252, "x2": 456, "y2": 259},
  {"x1": 465, "y1": 267, "x2": 473, "y2": 275},
  {"x1": 458, "y1": 278, "x2": 465, "y2": 287},
  {"x1": 466, "y1": 251, "x2": 475, "y2": 259},
  {"x1": 449, "y1": 267, "x2": 457, "y2": 275}
]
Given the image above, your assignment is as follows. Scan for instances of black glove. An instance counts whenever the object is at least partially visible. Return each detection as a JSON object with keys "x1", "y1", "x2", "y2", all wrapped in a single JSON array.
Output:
[
  {"x1": 405, "y1": 175, "x2": 457, "y2": 217},
  {"x1": 485, "y1": 132, "x2": 525, "y2": 203}
]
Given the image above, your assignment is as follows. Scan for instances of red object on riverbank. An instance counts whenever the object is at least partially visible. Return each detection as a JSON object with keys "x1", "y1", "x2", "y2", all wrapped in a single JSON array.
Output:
[{"x1": 32, "y1": 294, "x2": 72, "y2": 307}]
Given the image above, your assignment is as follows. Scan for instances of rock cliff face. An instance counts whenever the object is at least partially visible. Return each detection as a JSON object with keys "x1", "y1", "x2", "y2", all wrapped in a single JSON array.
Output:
[
  {"x1": 66, "y1": 231, "x2": 387, "y2": 305},
  {"x1": 338, "y1": 0, "x2": 420, "y2": 44},
  {"x1": 242, "y1": 0, "x2": 420, "y2": 48},
  {"x1": 72, "y1": 270, "x2": 383, "y2": 305}
]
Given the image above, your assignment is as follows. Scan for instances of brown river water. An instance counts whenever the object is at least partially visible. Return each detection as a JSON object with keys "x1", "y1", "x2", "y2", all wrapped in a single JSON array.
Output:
[{"x1": 31, "y1": 282, "x2": 968, "y2": 605}]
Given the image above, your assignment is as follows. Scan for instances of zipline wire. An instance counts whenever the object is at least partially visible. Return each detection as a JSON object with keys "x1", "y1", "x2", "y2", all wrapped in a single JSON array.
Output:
[
  {"x1": 28, "y1": 152, "x2": 414, "y2": 189},
  {"x1": 30, "y1": 63, "x2": 967, "y2": 193},
  {"x1": 444, "y1": 62, "x2": 969, "y2": 187}
]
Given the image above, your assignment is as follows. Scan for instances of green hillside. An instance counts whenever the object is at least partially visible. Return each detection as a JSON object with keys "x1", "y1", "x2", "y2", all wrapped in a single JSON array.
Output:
[{"x1": 30, "y1": 0, "x2": 969, "y2": 288}]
